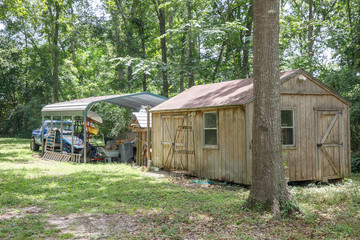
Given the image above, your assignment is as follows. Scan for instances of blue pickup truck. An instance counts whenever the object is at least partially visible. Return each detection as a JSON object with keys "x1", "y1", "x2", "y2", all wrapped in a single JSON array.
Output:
[{"x1": 30, "y1": 120, "x2": 73, "y2": 151}]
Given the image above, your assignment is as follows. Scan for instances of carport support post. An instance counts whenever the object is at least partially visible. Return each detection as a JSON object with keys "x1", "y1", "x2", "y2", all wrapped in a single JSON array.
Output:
[
  {"x1": 71, "y1": 116, "x2": 74, "y2": 157},
  {"x1": 60, "y1": 116, "x2": 63, "y2": 153},
  {"x1": 41, "y1": 116, "x2": 45, "y2": 156},
  {"x1": 84, "y1": 114, "x2": 87, "y2": 163},
  {"x1": 147, "y1": 105, "x2": 151, "y2": 170}
]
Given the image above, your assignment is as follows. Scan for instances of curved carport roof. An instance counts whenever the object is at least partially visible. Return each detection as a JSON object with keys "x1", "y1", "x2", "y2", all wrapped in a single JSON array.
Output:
[{"x1": 41, "y1": 92, "x2": 168, "y2": 117}]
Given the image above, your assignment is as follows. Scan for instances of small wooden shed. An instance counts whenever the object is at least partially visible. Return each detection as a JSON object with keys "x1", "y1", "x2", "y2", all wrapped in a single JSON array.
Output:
[{"x1": 150, "y1": 69, "x2": 352, "y2": 184}]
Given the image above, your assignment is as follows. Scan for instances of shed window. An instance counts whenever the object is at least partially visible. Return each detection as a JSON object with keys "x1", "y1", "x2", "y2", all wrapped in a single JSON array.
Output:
[
  {"x1": 281, "y1": 110, "x2": 295, "y2": 145},
  {"x1": 204, "y1": 112, "x2": 217, "y2": 145}
]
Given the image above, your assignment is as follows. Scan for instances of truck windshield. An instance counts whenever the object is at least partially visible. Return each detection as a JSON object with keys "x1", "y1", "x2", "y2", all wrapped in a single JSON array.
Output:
[{"x1": 45, "y1": 122, "x2": 73, "y2": 131}]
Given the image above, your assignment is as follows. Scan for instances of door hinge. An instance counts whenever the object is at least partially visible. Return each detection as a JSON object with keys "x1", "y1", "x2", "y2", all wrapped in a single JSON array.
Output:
[
  {"x1": 317, "y1": 143, "x2": 322, "y2": 148},
  {"x1": 339, "y1": 110, "x2": 342, "y2": 115},
  {"x1": 340, "y1": 142, "x2": 344, "y2": 146}
]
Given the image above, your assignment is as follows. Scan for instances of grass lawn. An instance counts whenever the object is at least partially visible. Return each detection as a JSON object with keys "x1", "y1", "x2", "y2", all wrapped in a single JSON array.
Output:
[{"x1": 0, "y1": 137, "x2": 359, "y2": 239}]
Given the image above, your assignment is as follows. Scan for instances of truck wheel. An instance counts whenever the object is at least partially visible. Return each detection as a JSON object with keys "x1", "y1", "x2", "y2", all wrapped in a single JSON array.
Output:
[{"x1": 30, "y1": 138, "x2": 40, "y2": 151}]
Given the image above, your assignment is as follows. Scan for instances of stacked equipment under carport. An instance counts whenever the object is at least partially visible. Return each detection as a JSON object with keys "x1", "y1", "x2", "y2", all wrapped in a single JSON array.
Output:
[{"x1": 41, "y1": 92, "x2": 167, "y2": 163}]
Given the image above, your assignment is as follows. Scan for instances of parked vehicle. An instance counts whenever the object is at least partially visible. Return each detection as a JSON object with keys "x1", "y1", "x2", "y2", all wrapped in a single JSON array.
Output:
[{"x1": 30, "y1": 120, "x2": 73, "y2": 151}]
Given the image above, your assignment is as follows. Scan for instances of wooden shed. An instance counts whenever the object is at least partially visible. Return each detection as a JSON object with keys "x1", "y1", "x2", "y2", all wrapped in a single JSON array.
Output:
[{"x1": 150, "y1": 69, "x2": 352, "y2": 184}]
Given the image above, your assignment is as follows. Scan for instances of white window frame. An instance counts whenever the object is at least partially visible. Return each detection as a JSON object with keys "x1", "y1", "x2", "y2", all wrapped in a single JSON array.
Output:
[
  {"x1": 203, "y1": 112, "x2": 218, "y2": 146},
  {"x1": 281, "y1": 109, "x2": 295, "y2": 146}
]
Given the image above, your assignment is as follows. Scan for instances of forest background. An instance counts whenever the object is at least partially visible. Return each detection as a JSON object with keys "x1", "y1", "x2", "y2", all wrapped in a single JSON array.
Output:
[{"x1": 0, "y1": 0, "x2": 359, "y2": 169}]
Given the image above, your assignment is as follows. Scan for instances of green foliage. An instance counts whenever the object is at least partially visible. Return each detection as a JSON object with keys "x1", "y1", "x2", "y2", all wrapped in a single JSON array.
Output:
[
  {"x1": 323, "y1": 69, "x2": 360, "y2": 157},
  {"x1": 91, "y1": 103, "x2": 133, "y2": 138},
  {"x1": 1, "y1": 138, "x2": 360, "y2": 239},
  {"x1": 0, "y1": 0, "x2": 360, "y2": 150},
  {"x1": 351, "y1": 152, "x2": 360, "y2": 173}
]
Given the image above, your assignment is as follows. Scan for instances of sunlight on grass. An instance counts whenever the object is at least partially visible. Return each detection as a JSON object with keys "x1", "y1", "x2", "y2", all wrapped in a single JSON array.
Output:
[{"x1": 0, "y1": 138, "x2": 360, "y2": 239}]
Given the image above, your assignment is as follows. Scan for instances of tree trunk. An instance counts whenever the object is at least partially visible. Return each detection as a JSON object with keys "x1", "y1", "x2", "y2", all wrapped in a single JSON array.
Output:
[
  {"x1": 126, "y1": 3, "x2": 137, "y2": 87},
  {"x1": 153, "y1": 0, "x2": 168, "y2": 97},
  {"x1": 241, "y1": 4, "x2": 253, "y2": 78},
  {"x1": 307, "y1": 0, "x2": 314, "y2": 74},
  {"x1": 226, "y1": 0, "x2": 240, "y2": 79},
  {"x1": 211, "y1": 40, "x2": 226, "y2": 83},
  {"x1": 168, "y1": 9, "x2": 174, "y2": 59},
  {"x1": 52, "y1": 2, "x2": 60, "y2": 103},
  {"x1": 138, "y1": 4, "x2": 147, "y2": 92},
  {"x1": 187, "y1": 0, "x2": 195, "y2": 88},
  {"x1": 159, "y1": 8, "x2": 168, "y2": 97},
  {"x1": 227, "y1": 32, "x2": 240, "y2": 79},
  {"x1": 346, "y1": 0, "x2": 352, "y2": 27},
  {"x1": 249, "y1": 0, "x2": 296, "y2": 218},
  {"x1": 180, "y1": 33, "x2": 186, "y2": 92},
  {"x1": 110, "y1": 8, "x2": 125, "y2": 89}
]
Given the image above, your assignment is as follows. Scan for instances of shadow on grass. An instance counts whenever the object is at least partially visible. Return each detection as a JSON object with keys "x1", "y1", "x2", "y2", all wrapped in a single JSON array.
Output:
[
  {"x1": 0, "y1": 138, "x2": 40, "y2": 163},
  {"x1": 0, "y1": 167, "x2": 246, "y2": 219}
]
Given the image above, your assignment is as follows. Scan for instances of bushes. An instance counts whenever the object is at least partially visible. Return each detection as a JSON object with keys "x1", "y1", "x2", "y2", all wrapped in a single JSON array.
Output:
[{"x1": 351, "y1": 152, "x2": 360, "y2": 173}]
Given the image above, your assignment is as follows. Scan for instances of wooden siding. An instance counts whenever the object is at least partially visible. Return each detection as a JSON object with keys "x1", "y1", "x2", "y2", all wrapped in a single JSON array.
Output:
[
  {"x1": 246, "y1": 75, "x2": 351, "y2": 182},
  {"x1": 152, "y1": 74, "x2": 351, "y2": 184},
  {"x1": 281, "y1": 74, "x2": 328, "y2": 94},
  {"x1": 152, "y1": 107, "x2": 248, "y2": 184}
]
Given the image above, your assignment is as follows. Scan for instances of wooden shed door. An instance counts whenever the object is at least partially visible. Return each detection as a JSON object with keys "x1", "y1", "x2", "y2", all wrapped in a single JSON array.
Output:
[
  {"x1": 161, "y1": 115, "x2": 193, "y2": 170},
  {"x1": 316, "y1": 110, "x2": 344, "y2": 181}
]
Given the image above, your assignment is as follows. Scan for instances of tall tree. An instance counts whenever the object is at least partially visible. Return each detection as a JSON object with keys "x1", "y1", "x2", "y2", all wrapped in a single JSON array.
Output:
[
  {"x1": 249, "y1": 0, "x2": 296, "y2": 218},
  {"x1": 187, "y1": 0, "x2": 195, "y2": 88},
  {"x1": 153, "y1": 0, "x2": 168, "y2": 97},
  {"x1": 48, "y1": 1, "x2": 61, "y2": 102},
  {"x1": 109, "y1": 5, "x2": 125, "y2": 89}
]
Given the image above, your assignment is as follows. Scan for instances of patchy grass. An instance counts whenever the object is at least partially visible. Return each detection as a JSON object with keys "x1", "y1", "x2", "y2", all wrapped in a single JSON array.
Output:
[{"x1": 0, "y1": 137, "x2": 360, "y2": 239}]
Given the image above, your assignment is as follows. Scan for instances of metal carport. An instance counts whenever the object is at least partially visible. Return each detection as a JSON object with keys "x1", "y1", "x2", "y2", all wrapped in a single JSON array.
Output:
[{"x1": 41, "y1": 92, "x2": 167, "y2": 162}]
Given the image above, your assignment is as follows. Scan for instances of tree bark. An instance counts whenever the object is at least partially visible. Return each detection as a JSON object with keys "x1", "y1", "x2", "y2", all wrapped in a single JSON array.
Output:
[
  {"x1": 227, "y1": 32, "x2": 240, "y2": 79},
  {"x1": 159, "y1": 7, "x2": 168, "y2": 97},
  {"x1": 109, "y1": 8, "x2": 125, "y2": 89},
  {"x1": 52, "y1": 2, "x2": 60, "y2": 103},
  {"x1": 211, "y1": 40, "x2": 226, "y2": 83},
  {"x1": 115, "y1": 0, "x2": 136, "y2": 88},
  {"x1": 153, "y1": 0, "x2": 168, "y2": 97},
  {"x1": 180, "y1": 33, "x2": 186, "y2": 92},
  {"x1": 138, "y1": 2, "x2": 147, "y2": 92},
  {"x1": 249, "y1": 0, "x2": 296, "y2": 218},
  {"x1": 187, "y1": 0, "x2": 195, "y2": 88},
  {"x1": 241, "y1": 4, "x2": 253, "y2": 78},
  {"x1": 226, "y1": 0, "x2": 240, "y2": 79},
  {"x1": 346, "y1": 0, "x2": 352, "y2": 27},
  {"x1": 307, "y1": 0, "x2": 314, "y2": 58},
  {"x1": 168, "y1": 9, "x2": 174, "y2": 59}
]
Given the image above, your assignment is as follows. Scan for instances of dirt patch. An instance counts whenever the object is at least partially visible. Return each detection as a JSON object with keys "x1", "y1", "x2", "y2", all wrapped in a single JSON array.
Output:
[
  {"x1": 47, "y1": 213, "x2": 140, "y2": 239},
  {"x1": 0, "y1": 206, "x2": 43, "y2": 221},
  {"x1": 0, "y1": 207, "x2": 141, "y2": 239}
]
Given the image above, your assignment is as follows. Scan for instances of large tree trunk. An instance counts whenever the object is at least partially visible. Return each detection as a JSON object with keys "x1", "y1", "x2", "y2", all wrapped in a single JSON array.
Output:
[{"x1": 249, "y1": 0, "x2": 296, "y2": 218}]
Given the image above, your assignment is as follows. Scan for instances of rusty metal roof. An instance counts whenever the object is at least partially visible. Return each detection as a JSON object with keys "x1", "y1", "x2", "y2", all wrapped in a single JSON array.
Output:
[{"x1": 151, "y1": 69, "x2": 299, "y2": 111}]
